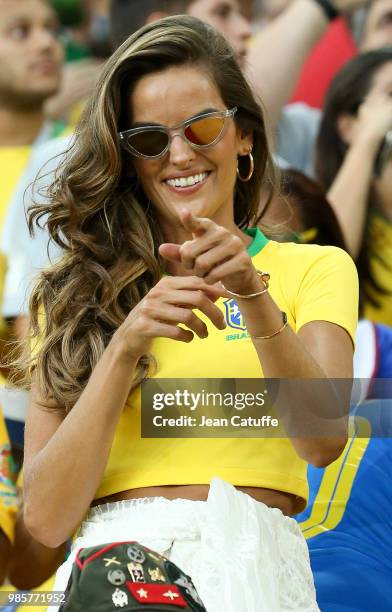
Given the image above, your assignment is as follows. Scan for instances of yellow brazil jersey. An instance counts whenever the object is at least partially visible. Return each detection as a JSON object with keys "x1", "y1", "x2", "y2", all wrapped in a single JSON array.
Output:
[
  {"x1": 364, "y1": 211, "x2": 392, "y2": 326},
  {"x1": 94, "y1": 229, "x2": 358, "y2": 514}
]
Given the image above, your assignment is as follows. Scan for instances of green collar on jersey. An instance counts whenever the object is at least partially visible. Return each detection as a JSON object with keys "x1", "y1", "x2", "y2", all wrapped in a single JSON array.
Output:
[{"x1": 244, "y1": 227, "x2": 269, "y2": 257}]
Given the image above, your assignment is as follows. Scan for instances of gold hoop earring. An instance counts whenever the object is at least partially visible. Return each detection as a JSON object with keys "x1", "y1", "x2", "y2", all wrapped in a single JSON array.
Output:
[{"x1": 237, "y1": 151, "x2": 254, "y2": 182}]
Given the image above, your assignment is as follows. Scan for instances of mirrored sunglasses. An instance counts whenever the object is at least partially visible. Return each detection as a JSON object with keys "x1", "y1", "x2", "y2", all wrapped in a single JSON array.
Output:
[{"x1": 118, "y1": 107, "x2": 238, "y2": 159}]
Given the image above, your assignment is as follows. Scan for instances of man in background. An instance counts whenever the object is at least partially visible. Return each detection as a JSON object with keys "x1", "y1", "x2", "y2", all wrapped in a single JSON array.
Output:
[
  {"x1": 0, "y1": 0, "x2": 65, "y2": 427},
  {"x1": 0, "y1": 0, "x2": 65, "y2": 226}
]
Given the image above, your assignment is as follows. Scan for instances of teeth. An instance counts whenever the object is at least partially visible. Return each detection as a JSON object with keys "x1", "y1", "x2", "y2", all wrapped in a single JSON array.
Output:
[{"x1": 166, "y1": 172, "x2": 208, "y2": 188}]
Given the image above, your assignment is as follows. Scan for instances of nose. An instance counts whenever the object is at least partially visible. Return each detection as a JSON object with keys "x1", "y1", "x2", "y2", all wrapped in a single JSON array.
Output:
[
  {"x1": 168, "y1": 134, "x2": 196, "y2": 167},
  {"x1": 236, "y1": 13, "x2": 252, "y2": 41}
]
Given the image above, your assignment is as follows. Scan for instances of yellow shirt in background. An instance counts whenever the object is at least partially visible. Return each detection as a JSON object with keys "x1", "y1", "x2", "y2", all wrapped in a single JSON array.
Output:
[
  {"x1": 0, "y1": 122, "x2": 69, "y2": 341},
  {"x1": 0, "y1": 147, "x2": 31, "y2": 231},
  {"x1": 0, "y1": 251, "x2": 8, "y2": 340},
  {"x1": 0, "y1": 148, "x2": 31, "y2": 340},
  {"x1": 364, "y1": 212, "x2": 392, "y2": 326}
]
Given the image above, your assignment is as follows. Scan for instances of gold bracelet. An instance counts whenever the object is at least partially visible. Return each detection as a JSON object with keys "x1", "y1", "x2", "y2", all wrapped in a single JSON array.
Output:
[
  {"x1": 251, "y1": 312, "x2": 288, "y2": 340},
  {"x1": 222, "y1": 270, "x2": 270, "y2": 299}
]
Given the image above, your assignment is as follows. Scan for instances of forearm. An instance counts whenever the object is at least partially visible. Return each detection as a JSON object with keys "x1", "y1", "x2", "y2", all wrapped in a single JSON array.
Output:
[
  {"x1": 8, "y1": 513, "x2": 66, "y2": 589},
  {"x1": 239, "y1": 293, "x2": 349, "y2": 464},
  {"x1": 240, "y1": 291, "x2": 326, "y2": 377},
  {"x1": 327, "y1": 136, "x2": 379, "y2": 258},
  {"x1": 24, "y1": 334, "x2": 139, "y2": 547},
  {"x1": 246, "y1": 0, "x2": 328, "y2": 130}
]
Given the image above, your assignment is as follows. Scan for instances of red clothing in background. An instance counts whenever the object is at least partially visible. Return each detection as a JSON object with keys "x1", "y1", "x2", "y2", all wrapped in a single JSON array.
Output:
[{"x1": 290, "y1": 18, "x2": 357, "y2": 109}]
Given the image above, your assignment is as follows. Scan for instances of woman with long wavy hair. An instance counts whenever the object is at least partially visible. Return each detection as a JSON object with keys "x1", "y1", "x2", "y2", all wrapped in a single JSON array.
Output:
[
  {"x1": 315, "y1": 48, "x2": 392, "y2": 326},
  {"x1": 18, "y1": 15, "x2": 357, "y2": 611}
]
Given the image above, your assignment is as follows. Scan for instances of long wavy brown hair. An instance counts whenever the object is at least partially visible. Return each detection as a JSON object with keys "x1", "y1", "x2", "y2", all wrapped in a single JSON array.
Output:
[{"x1": 17, "y1": 15, "x2": 277, "y2": 411}]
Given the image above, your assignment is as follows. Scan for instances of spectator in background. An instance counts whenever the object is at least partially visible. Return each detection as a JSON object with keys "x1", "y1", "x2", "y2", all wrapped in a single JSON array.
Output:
[
  {"x1": 110, "y1": 0, "x2": 251, "y2": 67},
  {"x1": 45, "y1": 0, "x2": 112, "y2": 125},
  {"x1": 0, "y1": 0, "x2": 65, "y2": 217},
  {"x1": 358, "y1": 0, "x2": 392, "y2": 50},
  {"x1": 110, "y1": 0, "x2": 367, "y2": 128},
  {"x1": 246, "y1": 0, "x2": 369, "y2": 153},
  {"x1": 0, "y1": 0, "x2": 67, "y2": 523},
  {"x1": 0, "y1": 0, "x2": 65, "y2": 345},
  {"x1": 260, "y1": 168, "x2": 347, "y2": 245},
  {"x1": 248, "y1": 0, "x2": 392, "y2": 175},
  {"x1": 275, "y1": 0, "x2": 392, "y2": 175},
  {"x1": 289, "y1": 17, "x2": 357, "y2": 109},
  {"x1": 263, "y1": 166, "x2": 392, "y2": 391},
  {"x1": 271, "y1": 1, "x2": 392, "y2": 111},
  {"x1": 0, "y1": 0, "x2": 68, "y2": 570},
  {"x1": 315, "y1": 49, "x2": 392, "y2": 326},
  {"x1": 262, "y1": 168, "x2": 392, "y2": 611},
  {"x1": 0, "y1": 239, "x2": 67, "y2": 599}
]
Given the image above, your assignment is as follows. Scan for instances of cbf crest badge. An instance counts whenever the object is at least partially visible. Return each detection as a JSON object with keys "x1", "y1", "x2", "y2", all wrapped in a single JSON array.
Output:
[{"x1": 223, "y1": 298, "x2": 246, "y2": 331}]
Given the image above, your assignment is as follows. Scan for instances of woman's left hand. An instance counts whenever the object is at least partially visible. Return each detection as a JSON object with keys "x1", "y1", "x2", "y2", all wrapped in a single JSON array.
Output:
[{"x1": 159, "y1": 209, "x2": 262, "y2": 296}]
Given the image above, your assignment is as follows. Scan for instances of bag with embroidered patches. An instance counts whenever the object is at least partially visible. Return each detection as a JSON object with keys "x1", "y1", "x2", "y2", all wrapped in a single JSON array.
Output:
[{"x1": 59, "y1": 541, "x2": 206, "y2": 611}]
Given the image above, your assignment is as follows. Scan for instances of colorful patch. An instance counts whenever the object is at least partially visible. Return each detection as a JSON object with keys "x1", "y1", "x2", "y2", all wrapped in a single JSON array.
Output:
[
  {"x1": 223, "y1": 298, "x2": 246, "y2": 331},
  {"x1": 126, "y1": 582, "x2": 186, "y2": 607}
]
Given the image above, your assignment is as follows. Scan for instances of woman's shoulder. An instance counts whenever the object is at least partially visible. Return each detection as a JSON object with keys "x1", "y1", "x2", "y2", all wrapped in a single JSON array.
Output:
[
  {"x1": 260, "y1": 239, "x2": 356, "y2": 278},
  {"x1": 259, "y1": 241, "x2": 358, "y2": 342}
]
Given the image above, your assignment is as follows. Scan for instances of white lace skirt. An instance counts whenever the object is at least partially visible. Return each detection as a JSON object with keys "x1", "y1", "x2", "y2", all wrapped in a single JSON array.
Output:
[{"x1": 49, "y1": 478, "x2": 319, "y2": 612}]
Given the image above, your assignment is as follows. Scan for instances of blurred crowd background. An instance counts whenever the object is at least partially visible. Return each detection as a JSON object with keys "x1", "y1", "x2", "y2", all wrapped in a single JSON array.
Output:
[{"x1": 0, "y1": 0, "x2": 391, "y2": 610}]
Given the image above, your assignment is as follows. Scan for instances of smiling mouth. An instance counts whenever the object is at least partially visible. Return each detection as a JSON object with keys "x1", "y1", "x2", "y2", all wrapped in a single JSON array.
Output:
[{"x1": 165, "y1": 171, "x2": 209, "y2": 189}]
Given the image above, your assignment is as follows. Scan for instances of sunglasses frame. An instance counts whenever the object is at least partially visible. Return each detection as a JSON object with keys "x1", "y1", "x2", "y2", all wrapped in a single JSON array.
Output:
[{"x1": 118, "y1": 107, "x2": 238, "y2": 159}]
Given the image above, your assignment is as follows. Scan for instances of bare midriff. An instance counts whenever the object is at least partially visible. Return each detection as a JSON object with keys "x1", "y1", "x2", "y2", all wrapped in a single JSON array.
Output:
[{"x1": 92, "y1": 485, "x2": 297, "y2": 516}]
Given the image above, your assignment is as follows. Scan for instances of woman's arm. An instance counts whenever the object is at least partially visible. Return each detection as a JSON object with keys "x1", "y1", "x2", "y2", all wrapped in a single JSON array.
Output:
[
  {"x1": 327, "y1": 92, "x2": 392, "y2": 259},
  {"x1": 23, "y1": 343, "x2": 140, "y2": 548},
  {"x1": 8, "y1": 511, "x2": 66, "y2": 589},
  {"x1": 23, "y1": 277, "x2": 226, "y2": 547},
  {"x1": 238, "y1": 293, "x2": 353, "y2": 466},
  {"x1": 161, "y1": 211, "x2": 356, "y2": 467}
]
